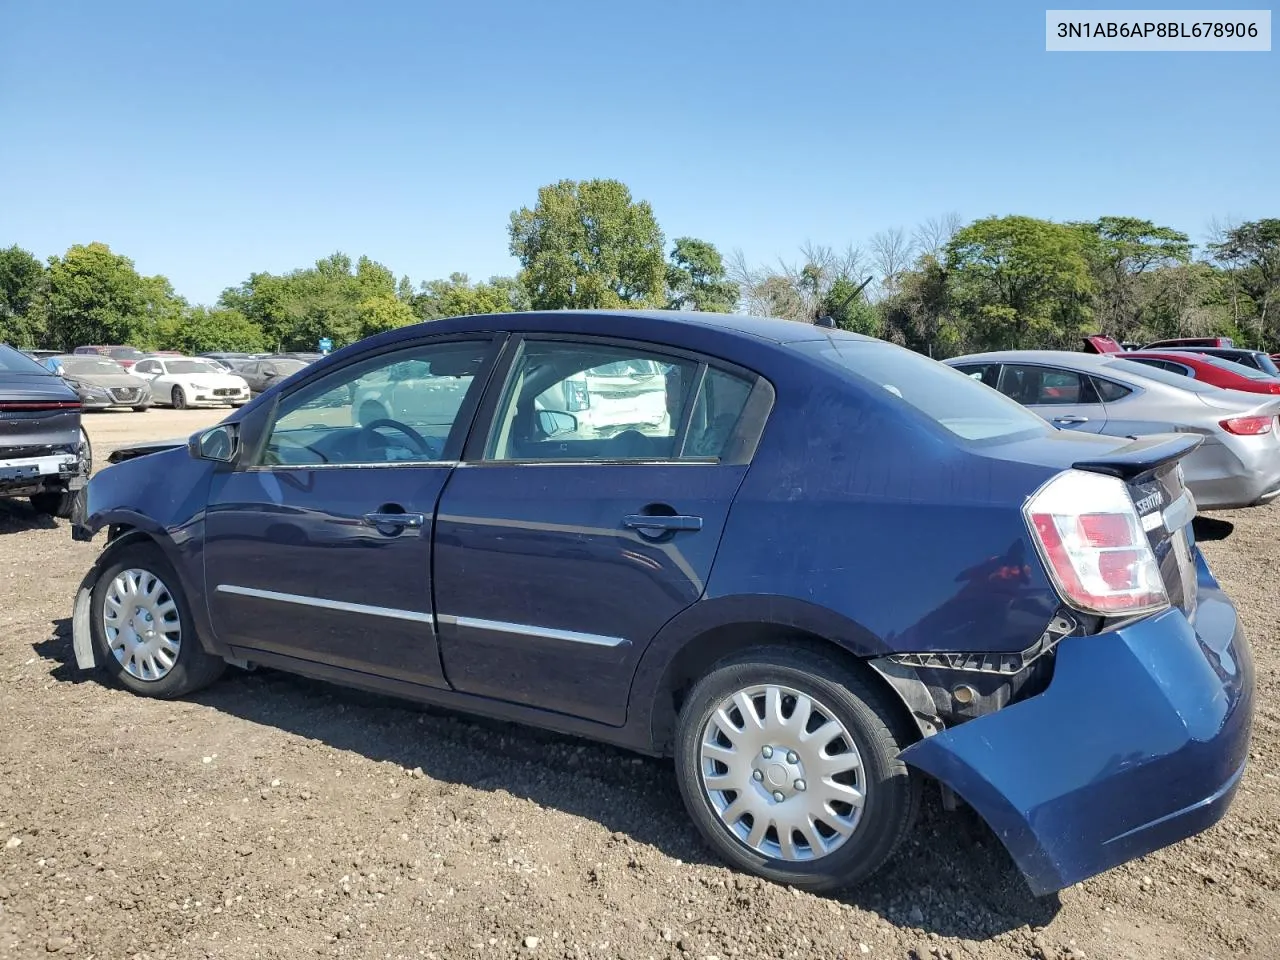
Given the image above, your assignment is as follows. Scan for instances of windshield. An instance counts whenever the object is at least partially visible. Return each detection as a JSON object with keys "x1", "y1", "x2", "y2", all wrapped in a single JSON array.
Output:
[
  {"x1": 166, "y1": 360, "x2": 222, "y2": 375},
  {"x1": 108, "y1": 347, "x2": 145, "y2": 360},
  {"x1": 0, "y1": 344, "x2": 54, "y2": 374},
  {"x1": 792, "y1": 338, "x2": 1049, "y2": 441},
  {"x1": 61, "y1": 357, "x2": 128, "y2": 375}
]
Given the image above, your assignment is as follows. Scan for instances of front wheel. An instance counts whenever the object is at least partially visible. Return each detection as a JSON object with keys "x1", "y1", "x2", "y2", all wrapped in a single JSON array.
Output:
[
  {"x1": 172, "y1": 386, "x2": 188, "y2": 410},
  {"x1": 674, "y1": 646, "x2": 920, "y2": 892},
  {"x1": 89, "y1": 542, "x2": 225, "y2": 698}
]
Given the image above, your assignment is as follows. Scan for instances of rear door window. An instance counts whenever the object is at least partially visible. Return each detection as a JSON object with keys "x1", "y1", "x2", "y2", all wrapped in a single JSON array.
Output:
[{"x1": 997, "y1": 365, "x2": 1099, "y2": 405}]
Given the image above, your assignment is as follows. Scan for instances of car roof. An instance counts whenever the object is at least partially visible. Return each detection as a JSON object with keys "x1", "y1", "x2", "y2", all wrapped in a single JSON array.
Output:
[
  {"x1": 946, "y1": 350, "x2": 1123, "y2": 371},
  {"x1": 411, "y1": 309, "x2": 867, "y2": 347}
]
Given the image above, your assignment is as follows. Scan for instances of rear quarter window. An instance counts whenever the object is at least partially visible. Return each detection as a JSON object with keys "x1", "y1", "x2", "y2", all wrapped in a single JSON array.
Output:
[{"x1": 793, "y1": 339, "x2": 1048, "y2": 441}]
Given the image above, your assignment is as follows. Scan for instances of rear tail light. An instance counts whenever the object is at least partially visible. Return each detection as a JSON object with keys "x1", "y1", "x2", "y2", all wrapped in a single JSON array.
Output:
[
  {"x1": 1024, "y1": 469, "x2": 1168, "y2": 616},
  {"x1": 0, "y1": 401, "x2": 82, "y2": 411},
  {"x1": 1219, "y1": 415, "x2": 1274, "y2": 435}
]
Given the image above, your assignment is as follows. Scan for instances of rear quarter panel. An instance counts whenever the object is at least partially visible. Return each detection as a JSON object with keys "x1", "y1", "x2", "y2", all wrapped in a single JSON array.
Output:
[{"x1": 704, "y1": 368, "x2": 1064, "y2": 656}]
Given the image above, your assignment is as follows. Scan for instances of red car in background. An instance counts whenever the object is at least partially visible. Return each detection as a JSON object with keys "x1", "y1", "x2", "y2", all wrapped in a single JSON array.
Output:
[{"x1": 1122, "y1": 350, "x2": 1280, "y2": 395}]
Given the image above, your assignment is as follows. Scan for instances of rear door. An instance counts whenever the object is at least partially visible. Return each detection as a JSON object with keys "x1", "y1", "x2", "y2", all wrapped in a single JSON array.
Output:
[
  {"x1": 997, "y1": 363, "x2": 1108, "y2": 433},
  {"x1": 432, "y1": 336, "x2": 772, "y2": 725}
]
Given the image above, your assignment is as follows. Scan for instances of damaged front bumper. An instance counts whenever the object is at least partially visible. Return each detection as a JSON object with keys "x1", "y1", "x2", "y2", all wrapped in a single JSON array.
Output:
[{"x1": 899, "y1": 552, "x2": 1253, "y2": 896}]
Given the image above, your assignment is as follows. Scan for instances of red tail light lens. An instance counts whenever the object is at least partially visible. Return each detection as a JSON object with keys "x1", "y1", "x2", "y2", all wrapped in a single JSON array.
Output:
[
  {"x1": 0, "y1": 401, "x2": 81, "y2": 411},
  {"x1": 1219, "y1": 416, "x2": 1273, "y2": 435},
  {"x1": 1025, "y1": 470, "x2": 1168, "y2": 616}
]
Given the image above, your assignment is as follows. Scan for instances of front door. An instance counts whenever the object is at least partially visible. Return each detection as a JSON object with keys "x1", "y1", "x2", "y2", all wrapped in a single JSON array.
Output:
[
  {"x1": 203, "y1": 336, "x2": 501, "y2": 687},
  {"x1": 998, "y1": 363, "x2": 1108, "y2": 433},
  {"x1": 433, "y1": 337, "x2": 767, "y2": 725}
]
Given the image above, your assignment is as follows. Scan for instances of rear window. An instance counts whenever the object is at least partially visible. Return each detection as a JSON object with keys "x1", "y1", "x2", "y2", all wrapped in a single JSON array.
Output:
[
  {"x1": 62, "y1": 357, "x2": 127, "y2": 375},
  {"x1": 1102, "y1": 358, "x2": 1223, "y2": 394},
  {"x1": 1253, "y1": 354, "x2": 1280, "y2": 377},
  {"x1": 166, "y1": 360, "x2": 222, "y2": 375},
  {"x1": 0, "y1": 344, "x2": 54, "y2": 373},
  {"x1": 1187, "y1": 353, "x2": 1275, "y2": 380},
  {"x1": 108, "y1": 347, "x2": 145, "y2": 360},
  {"x1": 793, "y1": 339, "x2": 1048, "y2": 441}
]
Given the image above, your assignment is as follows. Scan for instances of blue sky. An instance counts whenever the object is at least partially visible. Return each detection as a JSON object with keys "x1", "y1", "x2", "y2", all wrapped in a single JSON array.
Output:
[{"x1": 2, "y1": 1, "x2": 1275, "y2": 305}]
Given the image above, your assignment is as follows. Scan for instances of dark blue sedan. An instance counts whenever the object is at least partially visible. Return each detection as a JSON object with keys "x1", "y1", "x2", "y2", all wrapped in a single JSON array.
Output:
[{"x1": 67, "y1": 310, "x2": 1253, "y2": 896}]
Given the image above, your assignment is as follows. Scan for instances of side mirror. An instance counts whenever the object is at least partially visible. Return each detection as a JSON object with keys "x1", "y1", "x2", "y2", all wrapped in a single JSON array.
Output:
[
  {"x1": 537, "y1": 409, "x2": 578, "y2": 438},
  {"x1": 189, "y1": 424, "x2": 238, "y2": 463}
]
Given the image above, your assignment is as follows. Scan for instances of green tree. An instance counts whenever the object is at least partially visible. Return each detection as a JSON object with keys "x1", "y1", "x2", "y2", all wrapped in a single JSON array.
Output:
[
  {"x1": 357, "y1": 294, "x2": 418, "y2": 339},
  {"x1": 0, "y1": 245, "x2": 47, "y2": 347},
  {"x1": 945, "y1": 216, "x2": 1096, "y2": 351},
  {"x1": 881, "y1": 256, "x2": 955, "y2": 356},
  {"x1": 44, "y1": 243, "x2": 150, "y2": 350},
  {"x1": 1210, "y1": 219, "x2": 1280, "y2": 343},
  {"x1": 169, "y1": 307, "x2": 267, "y2": 353},
  {"x1": 508, "y1": 179, "x2": 666, "y2": 309},
  {"x1": 413, "y1": 273, "x2": 530, "y2": 320},
  {"x1": 218, "y1": 252, "x2": 404, "y2": 351},
  {"x1": 665, "y1": 238, "x2": 739, "y2": 312},
  {"x1": 1078, "y1": 216, "x2": 1191, "y2": 338},
  {"x1": 817, "y1": 276, "x2": 879, "y2": 335}
]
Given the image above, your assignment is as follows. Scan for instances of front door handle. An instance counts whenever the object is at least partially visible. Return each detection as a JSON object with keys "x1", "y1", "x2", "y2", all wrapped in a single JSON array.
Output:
[
  {"x1": 623, "y1": 514, "x2": 703, "y2": 534},
  {"x1": 363, "y1": 511, "x2": 426, "y2": 530},
  {"x1": 1053, "y1": 415, "x2": 1089, "y2": 425}
]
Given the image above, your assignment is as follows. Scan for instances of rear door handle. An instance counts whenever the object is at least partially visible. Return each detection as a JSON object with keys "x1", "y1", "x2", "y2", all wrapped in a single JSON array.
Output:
[
  {"x1": 1053, "y1": 415, "x2": 1089, "y2": 425},
  {"x1": 363, "y1": 511, "x2": 426, "y2": 529},
  {"x1": 624, "y1": 514, "x2": 703, "y2": 534}
]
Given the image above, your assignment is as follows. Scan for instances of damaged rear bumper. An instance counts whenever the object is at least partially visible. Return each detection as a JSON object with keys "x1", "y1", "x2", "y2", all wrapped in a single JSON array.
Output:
[{"x1": 901, "y1": 556, "x2": 1253, "y2": 896}]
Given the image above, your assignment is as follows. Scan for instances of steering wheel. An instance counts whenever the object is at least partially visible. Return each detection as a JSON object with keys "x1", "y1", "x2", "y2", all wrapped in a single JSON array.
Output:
[{"x1": 358, "y1": 418, "x2": 437, "y2": 459}]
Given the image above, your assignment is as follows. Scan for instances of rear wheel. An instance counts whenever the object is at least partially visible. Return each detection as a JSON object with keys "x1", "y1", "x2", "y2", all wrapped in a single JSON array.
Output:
[
  {"x1": 172, "y1": 386, "x2": 188, "y2": 410},
  {"x1": 89, "y1": 542, "x2": 225, "y2": 698},
  {"x1": 674, "y1": 646, "x2": 920, "y2": 892}
]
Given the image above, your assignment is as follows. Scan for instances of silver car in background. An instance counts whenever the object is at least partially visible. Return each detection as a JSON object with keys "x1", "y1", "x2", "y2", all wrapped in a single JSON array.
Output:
[{"x1": 946, "y1": 350, "x2": 1280, "y2": 510}]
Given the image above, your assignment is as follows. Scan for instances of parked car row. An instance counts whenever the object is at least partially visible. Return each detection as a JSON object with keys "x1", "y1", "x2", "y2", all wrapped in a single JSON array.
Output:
[{"x1": 66, "y1": 309, "x2": 1253, "y2": 902}]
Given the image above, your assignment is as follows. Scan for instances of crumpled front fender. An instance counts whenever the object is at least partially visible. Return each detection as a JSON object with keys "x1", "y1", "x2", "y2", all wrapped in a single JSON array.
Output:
[{"x1": 900, "y1": 591, "x2": 1253, "y2": 896}]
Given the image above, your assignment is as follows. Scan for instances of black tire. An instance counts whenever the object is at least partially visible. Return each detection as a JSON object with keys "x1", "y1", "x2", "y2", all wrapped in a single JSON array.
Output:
[
  {"x1": 172, "y1": 386, "x2": 188, "y2": 410},
  {"x1": 89, "y1": 542, "x2": 225, "y2": 698},
  {"x1": 132, "y1": 405, "x2": 150, "y2": 413},
  {"x1": 30, "y1": 490, "x2": 74, "y2": 518},
  {"x1": 674, "y1": 645, "x2": 920, "y2": 893}
]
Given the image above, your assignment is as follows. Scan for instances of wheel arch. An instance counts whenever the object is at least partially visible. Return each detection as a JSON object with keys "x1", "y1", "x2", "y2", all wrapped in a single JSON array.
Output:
[
  {"x1": 71, "y1": 520, "x2": 225, "y2": 671},
  {"x1": 627, "y1": 595, "x2": 917, "y2": 756}
]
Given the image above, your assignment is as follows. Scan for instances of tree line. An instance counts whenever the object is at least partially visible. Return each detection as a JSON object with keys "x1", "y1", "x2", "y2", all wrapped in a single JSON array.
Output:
[{"x1": 1, "y1": 177, "x2": 1276, "y2": 359}]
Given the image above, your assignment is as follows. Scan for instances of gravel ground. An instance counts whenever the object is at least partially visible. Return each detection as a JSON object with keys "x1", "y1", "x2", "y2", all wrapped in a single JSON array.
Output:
[{"x1": 0, "y1": 409, "x2": 1276, "y2": 959}]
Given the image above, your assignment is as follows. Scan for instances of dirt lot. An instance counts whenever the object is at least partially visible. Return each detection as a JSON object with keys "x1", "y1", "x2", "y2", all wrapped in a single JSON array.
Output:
[{"x1": 0, "y1": 408, "x2": 1276, "y2": 960}]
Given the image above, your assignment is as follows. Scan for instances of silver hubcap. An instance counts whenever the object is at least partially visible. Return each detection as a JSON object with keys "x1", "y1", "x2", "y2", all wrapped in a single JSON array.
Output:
[
  {"x1": 699, "y1": 684, "x2": 865, "y2": 862},
  {"x1": 102, "y1": 569, "x2": 181, "y2": 681}
]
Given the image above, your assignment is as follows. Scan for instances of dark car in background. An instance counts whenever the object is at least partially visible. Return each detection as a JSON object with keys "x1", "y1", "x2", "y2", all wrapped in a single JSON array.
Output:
[
  {"x1": 73, "y1": 345, "x2": 147, "y2": 370},
  {"x1": 69, "y1": 310, "x2": 1252, "y2": 897},
  {"x1": 0, "y1": 344, "x2": 90, "y2": 517},
  {"x1": 1158, "y1": 346, "x2": 1280, "y2": 377},
  {"x1": 235, "y1": 356, "x2": 310, "y2": 396},
  {"x1": 45, "y1": 355, "x2": 153, "y2": 412}
]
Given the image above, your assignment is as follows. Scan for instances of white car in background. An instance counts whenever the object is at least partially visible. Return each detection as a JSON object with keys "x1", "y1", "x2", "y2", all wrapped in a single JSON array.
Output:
[{"x1": 131, "y1": 356, "x2": 250, "y2": 409}]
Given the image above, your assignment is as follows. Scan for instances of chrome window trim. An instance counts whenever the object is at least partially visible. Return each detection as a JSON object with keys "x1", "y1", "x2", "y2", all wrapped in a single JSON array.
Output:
[
  {"x1": 215, "y1": 584, "x2": 433, "y2": 623},
  {"x1": 437, "y1": 614, "x2": 627, "y2": 648}
]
